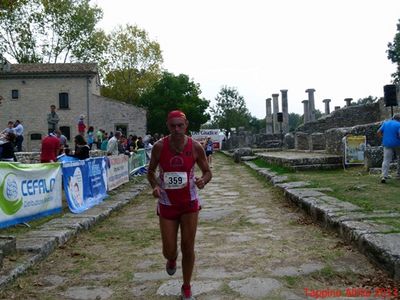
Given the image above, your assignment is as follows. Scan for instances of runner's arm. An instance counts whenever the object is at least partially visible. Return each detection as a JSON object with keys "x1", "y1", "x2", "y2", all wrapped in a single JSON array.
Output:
[{"x1": 147, "y1": 140, "x2": 162, "y2": 198}]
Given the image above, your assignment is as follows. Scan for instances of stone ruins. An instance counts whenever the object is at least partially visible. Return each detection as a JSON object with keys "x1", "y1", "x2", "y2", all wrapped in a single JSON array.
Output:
[{"x1": 224, "y1": 88, "x2": 400, "y2": 168}]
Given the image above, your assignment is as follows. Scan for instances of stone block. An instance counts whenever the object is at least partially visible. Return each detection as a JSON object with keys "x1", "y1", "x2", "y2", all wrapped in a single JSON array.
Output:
[
  {"x1": 0, "y1": 236, "x2": 16, "y2": 256},
  {"x1": 364, "y1": 146, "x2": 383, "y2": 169},
  {"x1": 294, "y1": 132, "x2": 309, "y2": 150},
  {"x1": 283, "y1": 133, "x2": 295, "y2": 149},
  {"x1": 309, "y1": 133, "x2": 325, "y2": 150}
]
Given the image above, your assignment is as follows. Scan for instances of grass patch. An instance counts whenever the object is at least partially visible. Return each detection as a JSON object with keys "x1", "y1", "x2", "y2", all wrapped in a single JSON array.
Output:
[
  {"x1": 249, "y1": 160, "x2": 400, "y2": 214},
  {"x1": 283, "y1": 275, "x2": 299, "y2": 287},
  {"x1": 92, "y1": 227, "x2": 159, "y2": 249},
  {"x1": 252, "y1": 158, "x2": 293, "y2": 174}
]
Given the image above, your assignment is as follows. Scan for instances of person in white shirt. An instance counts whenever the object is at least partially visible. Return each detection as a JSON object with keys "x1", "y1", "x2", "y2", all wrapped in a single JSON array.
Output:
[
  {"x1": 106, "y1": 131, "x2": 121, "y2": 156},
  {"x1": 13, "y1": 120, "x2": 24, "y2": 152}
]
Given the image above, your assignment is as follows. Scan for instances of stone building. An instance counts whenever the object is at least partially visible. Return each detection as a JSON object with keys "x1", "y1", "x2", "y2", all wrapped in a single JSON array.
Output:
[{"x1": 0, "y1": 62, "x2": 146, "y2": 151}]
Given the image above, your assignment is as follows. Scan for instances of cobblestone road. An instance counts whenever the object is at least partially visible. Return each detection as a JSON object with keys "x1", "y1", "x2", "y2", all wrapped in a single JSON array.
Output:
[{"x1": 1, "y1": 154, "x2": 394, "y2": 300}]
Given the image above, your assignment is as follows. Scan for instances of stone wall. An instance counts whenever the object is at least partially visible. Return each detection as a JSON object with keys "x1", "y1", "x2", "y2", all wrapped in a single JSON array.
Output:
[
  {"x1": 297, "y1": 102, "x2": 381, "y2": 134},
  {"x1": 325, "y1": 122, "x2": 381, "y2": 155}
]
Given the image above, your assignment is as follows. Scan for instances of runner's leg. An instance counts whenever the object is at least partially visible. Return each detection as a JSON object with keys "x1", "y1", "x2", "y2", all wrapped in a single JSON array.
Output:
[
  {"x1": 159, "y1": 217, "x2": 179, "y2": 260},
  {"x1": 180, "y1": 211, "x2": 199, "y2": 286}
]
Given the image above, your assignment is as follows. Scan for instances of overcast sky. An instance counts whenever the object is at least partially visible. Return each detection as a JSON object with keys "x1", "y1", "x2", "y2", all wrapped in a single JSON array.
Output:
[{"x1": 94, "y1": 0, "x2": 400, "y2": 118}]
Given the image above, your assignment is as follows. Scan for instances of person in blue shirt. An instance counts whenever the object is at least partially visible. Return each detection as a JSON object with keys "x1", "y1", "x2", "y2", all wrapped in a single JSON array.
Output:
[{"x1": 377, "y1": 113, "x2": 400, "y2": 183}]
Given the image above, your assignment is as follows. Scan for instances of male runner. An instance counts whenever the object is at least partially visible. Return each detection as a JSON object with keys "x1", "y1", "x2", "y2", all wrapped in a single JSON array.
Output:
[{"x1": 147, "y1": 110, "x2": 212, "y2": 300}]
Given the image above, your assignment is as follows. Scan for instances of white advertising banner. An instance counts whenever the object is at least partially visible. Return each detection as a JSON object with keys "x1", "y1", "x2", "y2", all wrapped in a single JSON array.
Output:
[
  {"x1": 0, "y1": 162, "x2": 62, "y2": 228},
  {"x1": 190, "y1": 129, "x2": 226, "y2": 150},
  {"x1": 107, "y1": 155, "x2": 129, "y2": 191}
]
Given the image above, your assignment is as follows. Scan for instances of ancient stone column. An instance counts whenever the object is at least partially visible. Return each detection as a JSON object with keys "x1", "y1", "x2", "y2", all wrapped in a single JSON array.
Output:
[
  {"x1": 344, "y1": 98, "x2": 353, "y2": 107},
  {"x1": 272, "y1": 93, "x2": 279, "y2": 133},
  {"x1": 305, "y1": 89, "x2": 316, "y2": 121},
  {"x1": 280, "y1": 89, "x2": 289, "y2": 133},
  {"x1": 265, "y1": 98, "x2": 273, "y2": 134},
  {"x1": 302, "y1": 100, "x2": 309, "y2": 123},
  {"x1": 322, "y1": 99, "x2": 331, "y2": 115}
]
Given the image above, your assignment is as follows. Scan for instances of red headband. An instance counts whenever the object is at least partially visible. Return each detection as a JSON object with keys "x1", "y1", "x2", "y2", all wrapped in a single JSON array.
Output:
[{"x1": 167, "y1": 110, "x2": 186, "y2": 121}]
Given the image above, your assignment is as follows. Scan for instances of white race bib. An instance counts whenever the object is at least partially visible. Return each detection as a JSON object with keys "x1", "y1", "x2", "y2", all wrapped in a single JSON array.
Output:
[{"x1": 164, "y1": 172, "x2": 188, "y2": 189}]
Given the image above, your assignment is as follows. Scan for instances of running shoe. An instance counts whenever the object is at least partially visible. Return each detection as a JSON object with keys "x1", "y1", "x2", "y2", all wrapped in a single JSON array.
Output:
[
  {"x1": 181, "y1": 285, "x2": 195, "y2": 300},
  {"x1": 166, "y1": 258, "x2": 176, "y2": 276},
  {"x1": 381, "y1": 177, "x2": 387, "y2": 183}
]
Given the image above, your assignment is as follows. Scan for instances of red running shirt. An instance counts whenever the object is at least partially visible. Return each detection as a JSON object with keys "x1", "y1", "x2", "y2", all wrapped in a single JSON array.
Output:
[{"x1": 158, "y1": 136, "x2": 198, "y2": 205}]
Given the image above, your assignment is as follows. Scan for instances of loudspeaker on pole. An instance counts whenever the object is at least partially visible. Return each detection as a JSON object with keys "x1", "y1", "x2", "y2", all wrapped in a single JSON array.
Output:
[{"x1": 384, "y1": 84, "x2": 398, "y2": 107}]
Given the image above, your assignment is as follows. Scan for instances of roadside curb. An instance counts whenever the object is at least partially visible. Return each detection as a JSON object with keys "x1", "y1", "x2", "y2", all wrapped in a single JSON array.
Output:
[
  {"x1": 222, "y1": 151, "x2": 400, "y2": 281},
  {"x1": 0, "y1": 181, "x2": 149, "y2": 290}
]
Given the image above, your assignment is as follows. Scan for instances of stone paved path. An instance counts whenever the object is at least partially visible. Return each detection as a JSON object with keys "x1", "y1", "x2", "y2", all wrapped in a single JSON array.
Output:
[{"x1": 0, "y1": 154, "x2": 393, "y2": 300}]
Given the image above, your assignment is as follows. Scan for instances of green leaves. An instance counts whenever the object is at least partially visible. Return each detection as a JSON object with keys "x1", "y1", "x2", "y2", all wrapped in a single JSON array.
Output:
[
  {"x1": 387, "y1": 19, "x2": 400, "y2": 83},
  {"x1": 210, "y1": 86, "x2": 252, "y2": 134},
  {"x1": 138, "y1": 72, "x2": 210, "y2": 135},
  {"x1": 0, "y1": 0, "x2": 105, "y2": 63},
  {"x1": 100, "y1": 24, "x2": 163, "y2": 105}
]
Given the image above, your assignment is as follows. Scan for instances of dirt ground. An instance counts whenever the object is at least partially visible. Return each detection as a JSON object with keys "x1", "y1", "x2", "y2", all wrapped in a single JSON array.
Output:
[{"x1": 1, "y1": 154, "x2": 398, "y2": 299}]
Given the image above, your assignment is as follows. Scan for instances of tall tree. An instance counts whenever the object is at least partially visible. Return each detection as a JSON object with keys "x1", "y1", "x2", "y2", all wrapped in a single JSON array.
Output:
[
  {"x1": 0, "y1": 0, "x2": 105, "y2": 63},
  {"x1": 210, "y1": 86, "x2": 251, "y2": 134},
  {"x1": 101, "y1": 24, "x2": 163, "y2": 105},
  {"x1": 138, "y1": 72, "x2": 210, "y2": 135},
  {"x1": 288, "y1": 112, "x2": 302, "y2": 132},
  {"x1": 387, "y1": 19, "x2": 400, "y2": 83}
]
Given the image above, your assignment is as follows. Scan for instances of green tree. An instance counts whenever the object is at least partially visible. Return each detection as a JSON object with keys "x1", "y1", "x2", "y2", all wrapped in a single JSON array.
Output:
[
  {"x1": 288, "y1": 112, "x2": 302, "y2": 132},
  {"x1": 138, "y1": 72, "x2": 210, "y2": 135},
  {"x1": 101, "y1": 24, "x2": 163, "y2": 105},
  {"x1": 210, "y1": 86, "x2": 251, "y2": 134},
  {"x1": 248, "y1": 116, "x2": 265, "y2": 134},
  {"x1": 355, "y1": 96, "x2": 378, "y2": 105},
  {"x1": 387, "y1": 20, "x2": 400, "y2": 83},
  {"x1": 0, "y1": 0, "x2": 105, "y2": 63}
]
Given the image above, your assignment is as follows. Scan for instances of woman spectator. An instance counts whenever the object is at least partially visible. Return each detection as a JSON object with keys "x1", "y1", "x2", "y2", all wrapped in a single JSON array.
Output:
[
  {"x1": 87, "y1": 126, "x2": 94, "y2": 150},
  {"x1": 67, "y1": 135, "x2": 90, "y2": 160},
  {"x1": 0, "y1": 132, "x2": 17, "y2": 161}
]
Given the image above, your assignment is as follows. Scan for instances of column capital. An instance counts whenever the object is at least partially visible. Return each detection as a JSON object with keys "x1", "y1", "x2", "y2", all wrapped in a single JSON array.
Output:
[
  {"x1": 305, "y1": 88, "x2": 316, "y2": 93},
  {"x1": 266, "y1": 98, "x2": 272, "y2": 101},
  {"x1": 280, "y1": 89, "x2": 288, "y2": 93},
  {"x1": 272, "y1": 93, "x2": 279, "y2": 98},
  {"x1": 322, "y1": 99, "x2": 331, "y2": 103},
  {"x1": 302, "y1": 100, "x2": 309, "y2": 104}
]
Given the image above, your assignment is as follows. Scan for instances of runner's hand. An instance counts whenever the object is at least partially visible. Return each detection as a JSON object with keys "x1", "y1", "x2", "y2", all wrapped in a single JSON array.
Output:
[
  {"x1": 195, "y1": 177, "x2": 205, "y2": 189},
  {"x1": 152, "y1": 186, "x2": 161, "y2": 198}
]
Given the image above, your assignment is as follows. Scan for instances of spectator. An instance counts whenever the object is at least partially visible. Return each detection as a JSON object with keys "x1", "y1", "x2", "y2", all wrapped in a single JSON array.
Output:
[
  {"x1": 77, "y1": 115, "x2": 86, "y2": 136},
  {"x1": 0, "y1": 132, "x2": 16, "y2": 161},
  {"x1": 0, "y1": 121, "x2": 15, "y2": 138},
  {"x1": 54, "y1": 129, "x2": 68, "y2": 155},
  {"x1": 40, "y1": 133, "x2": 60, "y2": 163},
  {"x1": 100, "y1": 132, "x2": 109, "y2": 151},
  {"x1": 13, "y1": 120, "x2": 24, "y2": 152},
  {"x1": 67, "y1": 135, "x2": 90, "y2": 160},
  {"x1": 377, "y1": 113, "x2": 400, "y2": 183},
  {"x1": 47, "y1": 105, "x2": 60, "y2": 134},
  {"x1": 96, "y1": 128, "x2": 103, "y2": 149},
  {"x1": 107, "y1": 131, "x2": 121, "y2": 156},
  {"x1": 137, "y1": 136, "x2": 145, "y2": 149},
  {"x1": 87, "y1": 126, "x2": 94, "y2": 150}
]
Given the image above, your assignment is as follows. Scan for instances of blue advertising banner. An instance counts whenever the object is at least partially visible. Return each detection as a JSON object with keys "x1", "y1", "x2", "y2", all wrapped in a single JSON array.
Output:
[
  {"x1": 62, "y1": 157, "x2": 108, "y2": 213},
  {"x1": 0, "y1": 162, "x2": 62, "y2": 228}
]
